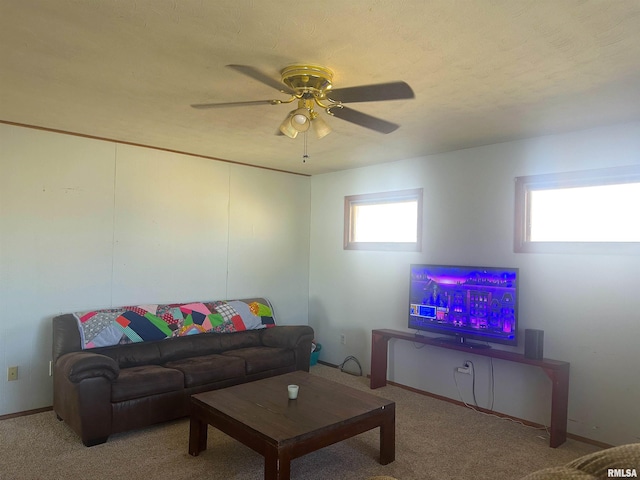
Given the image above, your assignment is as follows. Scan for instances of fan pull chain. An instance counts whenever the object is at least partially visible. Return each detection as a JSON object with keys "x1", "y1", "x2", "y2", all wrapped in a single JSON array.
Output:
[{"x1": 302, "y1": 131, "x2": 309, "y2": 163}]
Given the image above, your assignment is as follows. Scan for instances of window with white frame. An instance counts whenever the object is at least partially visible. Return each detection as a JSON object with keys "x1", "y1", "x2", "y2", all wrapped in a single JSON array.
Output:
[
  {"x1": 514, "y1": 165, "x2": 640, "y2": 254},
  {"x1": 344, "y1": 188, "x2": 423, "y2": 251}
]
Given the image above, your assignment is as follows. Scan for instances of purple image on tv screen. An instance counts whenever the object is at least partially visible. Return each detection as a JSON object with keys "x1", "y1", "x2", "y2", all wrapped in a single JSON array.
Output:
[{"x1": 408, "y1": 264, "x2": 519, "y2": 348}]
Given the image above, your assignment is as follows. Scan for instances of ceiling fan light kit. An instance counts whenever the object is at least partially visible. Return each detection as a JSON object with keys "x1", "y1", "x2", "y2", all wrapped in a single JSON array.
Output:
[
  {"x1": 289, "y1": 107, "x2": 311, "y2": 133},
  {"x1": 279, "y1": 98, "x2": 331, "y2": 139},
  {"x1": 278, "y1": 112, "x2": 300, "y2": 139},
  {"x1": 191, "y1": 63, "x2": 414, "y2": 139},
  {"x1": 292, "y1": 112, "x2": 309, "y2": 129},
  {"x1": 310, "y1": 112, "x2": 332, "y2": 139}
]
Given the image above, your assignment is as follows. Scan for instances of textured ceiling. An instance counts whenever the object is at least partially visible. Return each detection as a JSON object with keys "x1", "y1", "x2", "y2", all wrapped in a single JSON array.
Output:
[{"x1": 2, "y1": 1, "x2": 640, "y2": 175}]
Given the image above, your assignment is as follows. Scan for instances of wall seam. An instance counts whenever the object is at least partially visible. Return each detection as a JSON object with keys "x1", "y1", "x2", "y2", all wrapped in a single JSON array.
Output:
[
  {"x1": 225, "y1": 168, "x2": 231, "y2": 299},
  {"x1": 110, "y1": 143, "x2": 118, "y2": 307}
]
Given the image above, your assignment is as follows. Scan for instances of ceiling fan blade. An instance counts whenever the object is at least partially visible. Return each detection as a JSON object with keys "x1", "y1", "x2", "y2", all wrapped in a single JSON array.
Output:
[
  {"x1": 329, "y1": 106, "x2": 399, "y2": 134},
  {"x1": 327, "y1": 81, "x2": 414, "y2": 103},
  {"x1": 191, "y1": 99, "x2": 281, "y2": 109},
  {"x1": 226, "y1": 64, "x2": 295, "y2": 95}
]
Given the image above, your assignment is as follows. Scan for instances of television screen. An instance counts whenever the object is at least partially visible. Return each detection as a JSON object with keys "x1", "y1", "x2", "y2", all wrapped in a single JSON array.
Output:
[{"x1": 408, "y1": 264, "x2": 518, "y2": 348}]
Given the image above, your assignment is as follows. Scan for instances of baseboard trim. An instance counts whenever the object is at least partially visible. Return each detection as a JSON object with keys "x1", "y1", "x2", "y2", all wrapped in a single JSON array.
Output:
[
  {"x1": 0, "y1": 406, "x2": 52, "y2": 421},
  {"x1": 564, "y1": 433, "x2": 613, "y2": 449},
  {"x1": 382, "y1": 379, "x2": 613, "y2": 449},
  {"x1": 317, "y1": 359, "x2": 339, "y2": 368}
]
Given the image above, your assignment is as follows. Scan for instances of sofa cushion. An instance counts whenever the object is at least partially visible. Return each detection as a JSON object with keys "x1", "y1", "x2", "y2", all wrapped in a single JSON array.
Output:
[
  {"x1": 164, "y1": 354, "x2": 246, "y2": 388},
  {"x1": 111, "y1": 365, "x2": 184, "y2": 402},
  {"x1": 223, "y1": 347, "x2": 295, "y2": 374},
  {"x1": 96, "y1": 341, "x2": 162, "y2": 368},
  {"x1": 157, "y1": 329, "x2": 264, "y2": 364}
]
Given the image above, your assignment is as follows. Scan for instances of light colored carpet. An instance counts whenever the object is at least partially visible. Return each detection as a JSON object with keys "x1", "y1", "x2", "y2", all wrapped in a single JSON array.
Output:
[{"x1": 0, "y1": 365, "x2": 600, "y2": 479}]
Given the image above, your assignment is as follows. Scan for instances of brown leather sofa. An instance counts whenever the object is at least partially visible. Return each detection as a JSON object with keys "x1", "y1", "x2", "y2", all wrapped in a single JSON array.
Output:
[{"x1": 52, "y1": 298, "x2": 314, "y2": 446}]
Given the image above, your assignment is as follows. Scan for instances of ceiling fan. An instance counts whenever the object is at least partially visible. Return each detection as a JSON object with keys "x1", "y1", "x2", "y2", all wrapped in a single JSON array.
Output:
[{"x1": 191, "y1": 64, "x2": 414, "y2": 139}]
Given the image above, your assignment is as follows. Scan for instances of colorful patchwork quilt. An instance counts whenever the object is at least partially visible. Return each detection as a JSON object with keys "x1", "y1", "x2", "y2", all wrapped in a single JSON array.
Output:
[{"x1": 74, "y1": 299, "x2": 275, "y2": 349}]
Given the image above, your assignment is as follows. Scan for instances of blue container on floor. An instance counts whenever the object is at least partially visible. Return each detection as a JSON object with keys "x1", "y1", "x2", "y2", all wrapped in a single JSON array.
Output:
[{"x1": 310, "y1": 343, "x2": 322, "y2": 366}]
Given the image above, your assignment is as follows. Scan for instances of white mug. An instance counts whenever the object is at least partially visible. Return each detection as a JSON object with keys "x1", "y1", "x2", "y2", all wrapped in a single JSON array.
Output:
[{"x1": 288, "y1": 384, "x2": 299, "y2": 400}]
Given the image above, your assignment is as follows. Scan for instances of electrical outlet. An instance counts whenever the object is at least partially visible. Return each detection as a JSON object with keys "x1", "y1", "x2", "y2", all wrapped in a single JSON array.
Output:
[
  {"x1": 8, "y1": 366, "x2": 18, "y2": 381},
  {"x1": 340, "y1": 333, "x2": 346, "y2": 345}
]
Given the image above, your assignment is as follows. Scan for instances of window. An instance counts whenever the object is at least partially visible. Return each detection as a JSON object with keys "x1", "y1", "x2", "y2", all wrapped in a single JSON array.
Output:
[
  {"x1": 344, "y1": 188, "x2": 423, "y2": 251},
  {"x1": 514, "y1": 165, "x2": 640, "y2": 254}
]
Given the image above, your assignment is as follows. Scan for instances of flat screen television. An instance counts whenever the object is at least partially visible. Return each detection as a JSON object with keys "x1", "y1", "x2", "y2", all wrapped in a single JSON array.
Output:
[{"x1": 408, "y1": 264, "x2": 518, "y2": 348}]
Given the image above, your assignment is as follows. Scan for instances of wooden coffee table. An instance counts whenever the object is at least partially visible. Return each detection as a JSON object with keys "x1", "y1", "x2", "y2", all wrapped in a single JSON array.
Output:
[{"x1": 189, "y1": 370, "x2": 395, "y2": 480}]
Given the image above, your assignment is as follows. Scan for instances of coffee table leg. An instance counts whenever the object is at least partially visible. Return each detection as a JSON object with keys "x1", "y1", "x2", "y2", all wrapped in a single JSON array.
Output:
[
  {"x1": 379, "y1": 404, "x2": 395, "y2": 465},
  {"x1": 189, "y1": 416, "x2": 208, "y2": 456},
  {"x1": 264, "y1": 448, "x2": 291, "y2": 480}
]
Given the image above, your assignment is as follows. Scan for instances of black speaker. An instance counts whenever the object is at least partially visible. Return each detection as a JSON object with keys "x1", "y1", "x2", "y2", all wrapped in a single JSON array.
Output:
[{"x1": 524, "y1": 329, "x2": 544, "y2": 359}]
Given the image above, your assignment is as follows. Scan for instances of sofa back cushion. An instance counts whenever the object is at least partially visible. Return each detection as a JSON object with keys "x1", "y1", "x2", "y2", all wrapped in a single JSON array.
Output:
[
  {"x1": 93, "y1": 341, "x2": 163, "y2": 368},
  {"x1": 157, "y1": 330, "x2": 263, "y2": 364},
  {"x1": 88, "y1": 329, "x2": 266, "y2": 368}
]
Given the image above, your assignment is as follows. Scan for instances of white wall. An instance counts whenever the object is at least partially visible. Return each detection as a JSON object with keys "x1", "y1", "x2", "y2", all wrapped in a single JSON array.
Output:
[
  {"x1": 3, "y1": 119, "x2": 639, "y2": 445},
  {"x1": 0, "y1": 123, "x2": 310, "y2": 416},
  {"x1": 309, "y1": 121, "x2": 640, "y2": 446}
]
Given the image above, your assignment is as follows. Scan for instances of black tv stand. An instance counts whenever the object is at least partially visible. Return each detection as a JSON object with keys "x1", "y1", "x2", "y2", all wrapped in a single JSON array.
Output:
[
  {"x1": 371, "y1": 329, "x2": 569, "y2": 448},
  {"x1": 432, "y1": 335, "x2": 492, "y2": 349}
]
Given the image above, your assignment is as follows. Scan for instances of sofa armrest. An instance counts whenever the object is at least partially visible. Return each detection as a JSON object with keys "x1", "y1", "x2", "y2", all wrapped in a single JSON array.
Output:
[
  {"x1": 519, "y1": 443, "x2": 640, "y2": 480},
  {"x1": 56, "y1": 352, "x2": 119, "y2": 383},
  {"x1": 261, "y1": 325, "x2": 314, "y2": 372},
  {"x1": 52, "y1": 313, "x2": 83, "y2": 363},
  {"x1": 261, "y1": 325, "x2": 314, "y2": 349}
]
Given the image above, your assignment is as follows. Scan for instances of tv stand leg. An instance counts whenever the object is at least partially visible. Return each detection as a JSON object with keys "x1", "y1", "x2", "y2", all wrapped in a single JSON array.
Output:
[
  {"x1": 370, "y1": 332, "x2": 389, "y2": 389},
  {"x1": 543, "y1": 364, "x2": 569, "y2": 448}
]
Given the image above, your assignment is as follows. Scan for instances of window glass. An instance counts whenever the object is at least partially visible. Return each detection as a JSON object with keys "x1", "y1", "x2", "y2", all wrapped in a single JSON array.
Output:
[
  {"x1": 344, "y1": 189, "x2": 422, "y2": 251},
  {"x1": 514, "y1": 165, "x2": 640, "y2": 254},
  {"x1": 352, "y1": 201, "x2": 418, "y2": 243},
  {"x1": 529, "y1": 183, "x2": 640, "y2": 242}
]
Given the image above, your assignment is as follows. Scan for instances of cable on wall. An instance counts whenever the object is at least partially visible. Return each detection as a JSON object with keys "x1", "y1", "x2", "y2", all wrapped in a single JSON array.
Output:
[{"x1": 453, "y1": 360, "x2": 549, "y2": 438}]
